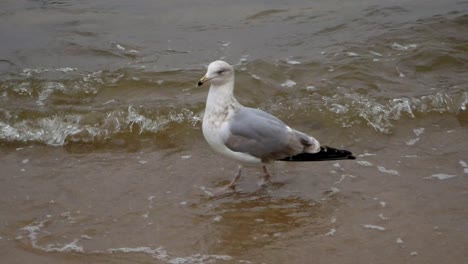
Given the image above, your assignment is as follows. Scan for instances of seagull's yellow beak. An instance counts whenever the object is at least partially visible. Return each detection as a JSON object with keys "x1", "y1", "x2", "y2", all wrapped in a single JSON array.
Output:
[{"x1": 197, "y1": 76, "x2": 209, "y2": 87}]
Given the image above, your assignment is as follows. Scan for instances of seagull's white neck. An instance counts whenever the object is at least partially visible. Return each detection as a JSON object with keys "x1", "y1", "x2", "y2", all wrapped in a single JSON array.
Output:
[{"x1": 205, "y1": 77, "x2": 240, "y2": 114}]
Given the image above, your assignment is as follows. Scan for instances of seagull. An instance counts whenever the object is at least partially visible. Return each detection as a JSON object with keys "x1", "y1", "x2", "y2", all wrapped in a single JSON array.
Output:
[{"x1": 198, "y1": 60, "x2": 355, "y2": 190}]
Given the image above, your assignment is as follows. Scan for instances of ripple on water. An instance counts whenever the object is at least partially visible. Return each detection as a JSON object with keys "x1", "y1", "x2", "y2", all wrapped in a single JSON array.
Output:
[{"x1": 19, "y1": 216, "x2": 236, "y2": 263}]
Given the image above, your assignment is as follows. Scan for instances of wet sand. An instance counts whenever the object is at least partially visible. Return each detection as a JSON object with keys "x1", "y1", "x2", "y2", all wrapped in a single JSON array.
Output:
[{"x1": 1, "y1": 114, "x2": 467, "y2": 263}]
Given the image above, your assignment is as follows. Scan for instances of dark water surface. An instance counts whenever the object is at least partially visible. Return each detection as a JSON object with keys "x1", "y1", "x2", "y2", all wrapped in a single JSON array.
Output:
[{"x1": 1, "y1": 0, "x2": 467, "y2": 263}]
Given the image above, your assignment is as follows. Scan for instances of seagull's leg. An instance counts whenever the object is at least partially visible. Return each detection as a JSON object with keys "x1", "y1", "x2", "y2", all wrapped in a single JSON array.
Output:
[
  {"x1": 257, "y1": 165, "x2": 272, "y2": 187},
  {"x1": 262, "y1": 165, "x2": 271, "y2": 180},
  {"x1": 227, "y1": 165, "x2": 242, "y2": 190},
  {"x1": 202, "y1": 165, "x2": 242, "y2": 197}
]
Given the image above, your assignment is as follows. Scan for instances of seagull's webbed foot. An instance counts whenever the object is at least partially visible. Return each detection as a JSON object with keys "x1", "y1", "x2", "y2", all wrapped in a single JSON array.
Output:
[
  {"x1": 202, "y1": 186, "x2": 235, "y2": 197},
  {"x1": 201, "y1": 165, "x2": 242, "y2": 197}
]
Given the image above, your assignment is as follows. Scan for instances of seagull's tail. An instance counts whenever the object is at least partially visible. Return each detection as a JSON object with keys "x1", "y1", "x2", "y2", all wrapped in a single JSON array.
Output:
[{"x1": 278, "y1": 146, "x2": 356, "y2": 162}]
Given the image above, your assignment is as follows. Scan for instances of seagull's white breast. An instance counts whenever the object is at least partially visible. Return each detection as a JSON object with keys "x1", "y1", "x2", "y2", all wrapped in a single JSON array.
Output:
[{"x1": 202, "y1": 95, "x2": 261, "y2": 164}]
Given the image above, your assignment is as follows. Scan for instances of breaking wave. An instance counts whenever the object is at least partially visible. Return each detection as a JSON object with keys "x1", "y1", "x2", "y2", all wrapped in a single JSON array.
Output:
[
  {"x1": 321, "y1": 91, "x2": 467, "y2": 133},
  {"x1": 1, "y1": 55, "x2": 467, "y2": 146},
  {"x1": 0, "y1": 106, "x2": 202, "y2": 146}
]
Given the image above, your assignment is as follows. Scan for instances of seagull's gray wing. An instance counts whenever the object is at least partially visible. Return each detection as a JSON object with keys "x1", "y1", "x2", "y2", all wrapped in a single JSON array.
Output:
[{"x1": 224, "y1": 107, "x2": 319, "y2": 162}]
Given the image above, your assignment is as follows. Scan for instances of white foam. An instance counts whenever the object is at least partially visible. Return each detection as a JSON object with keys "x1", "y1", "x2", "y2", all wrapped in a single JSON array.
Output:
[
  {"x1": 396, "y1": 67, "x2": 405, "y2": 78},
  {"x1": 103, "y1": 99, "x2": 119, "y2": 105},
  {"x1": 406, "y1": 137, "x2": 420, "y2": 146},
  {"x1": 181, "y1": 155, "x2": 192, "y2": 160},
  {"x1": 328, "y1": 187, "x2": 340, "y2": 195},
  {"x1": 346, "y1": 52, "x2": 359, "y2": 57},
  {"x1": 377, "y1": 166, "x2": 399, "y2": 175},
  {"x1": 20, "y1": 218, "x2": 237, "y2": 263},
  {"x1": 306, "y1": 85, "x2": 317, "y2": 91},
  {"x1": 321, "y1": 187, "x2": 340, "y2": 200},
  {"x1": 406, "y1": 128, "x2": 422, "y2": 144},
  {"x1": 391, "y1": 42, "x2": 418, "y2": 51},
  {"x1": 396, "y1": 237, "x2": 404, "y2": 245},
  {"x1": 286, "y1": 60, "x2": 301, "y2": 65},
  {"x1": 212, "y1": 215, "x2": 223, "y2": 222},
  {"x1": 44, "y1": 239, "x2": 84, "y2": 253},
  {"x1": 358, "y1": 153, "x2": 376, "y2": 157},
  {"x1": 126, "y1": 105, "x2": 173, "y2": 134},
  {"x1": 378, "y1": 213, "x2": 389, "y2": 220},
  {"x1": 369, "y1": 51, "x2": 383, "y2": 57},
  {"x1": 60, "y1": 211, "x2": 71, "y2": 219},
  {"x1": 21, "y1": 219, "x2": 83, "y2": 253},
  {"x1": 324, "y1": 228, "x2": 336, "y2": 236},
  {"x1": 23, "y1": 68, "x2": 46, "y2": 75},
  {"x1": 13, "y1": 82, "x2": 33, "y2": 96},
  {"x1": 168, "y1": 254, "x2": 233, "y2": 264},
  {"x1": 22, "y1": 67, "x2": 77, "y2": 76},
  {"x1": 413, "y1": 128, "x2": 425, "y2": 136},
  {"x1": 379, "y1": 201, "x2": 386, "y2": 208},
  {"x1": 281, "y1": 80, "x2": 296, "y2": 88},
  {"x1": 333, "y1": 163, "x2": 342, "y2": 169},
  {"x1": 322, "y1": 91, "x2": 466, "y2": 133},
  {"x1": 251, "y1": 74, "x2": 261, "y2": 80},
  {"x1": 425, "y1": 174, "x2": 457, "y2": 180},
  {"x1": 219, "y1": 41, "x2": 231, "y2": 47},
  {"x1": 239, "y1": 55, "x2": 249, "y2": 63},
  {"x1": 57, "y1": 67, "x2": 77, "y2": 73},
  {"x1": 0, "y1": 115, "x2": 91, "y2": 146},
  {"x1": 21, "y1": 220, "x2": 48, "y2": 248},
  {"x1": 362, "y1": 224, "x2": 386, "y2": 231},
  {"x1": 460, "y1": 160, "x2": 468, "y2": 167},
  {"x1": 37, "y1": 82, "x2": 67, "y2": 106},
  {"x1": 329, "y1": 103, "x2": 348, "y2": 114},
  {"x1": 356, "y1": 160, "x2": 373, "y2": 167},
  {"x1": 273, "y1": 232, "x2": 282, "y2": 237},
  {"x1": 334, "y1": 174, "x2": 356, "y2": 184},
  {"x1": 116, "y1": 44, "x2": 125, "y2": 51},
  {"x1": 109, "y1": 246, "x2": 169, "y2": 261}
]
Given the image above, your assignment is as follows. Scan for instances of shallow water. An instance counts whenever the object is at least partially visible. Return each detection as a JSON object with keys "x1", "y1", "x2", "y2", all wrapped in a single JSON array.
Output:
[{"x1": 1, "y1": 0, "x2": 468, "y2": 263}]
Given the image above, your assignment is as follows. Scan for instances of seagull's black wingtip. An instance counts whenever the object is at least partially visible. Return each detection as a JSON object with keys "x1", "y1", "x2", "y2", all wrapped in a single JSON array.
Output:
[{"x1": 278, "y1": 146, "x2": 356, "y2": 162}]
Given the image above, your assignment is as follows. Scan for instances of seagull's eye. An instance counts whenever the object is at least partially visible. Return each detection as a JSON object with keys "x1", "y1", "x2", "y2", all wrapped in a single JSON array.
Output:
[{"x1": 216, "y1": 69, "x2": 226, "y2": 75}]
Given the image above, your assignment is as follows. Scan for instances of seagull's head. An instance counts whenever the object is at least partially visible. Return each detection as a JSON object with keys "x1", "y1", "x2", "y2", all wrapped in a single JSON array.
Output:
[{"x1": 198, "y1": 60, "x2": 234, "y2": 87}]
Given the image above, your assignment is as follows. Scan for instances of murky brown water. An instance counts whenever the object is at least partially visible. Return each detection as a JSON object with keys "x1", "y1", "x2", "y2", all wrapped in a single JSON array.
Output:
[{"x1": 1, "y1": 0, "x2": 468, "y2": 263}]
